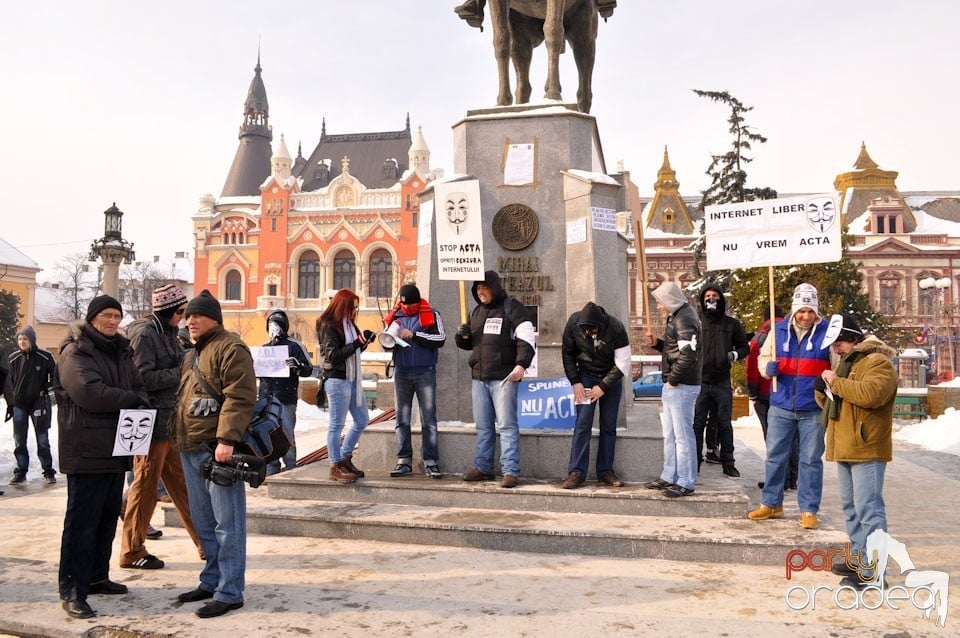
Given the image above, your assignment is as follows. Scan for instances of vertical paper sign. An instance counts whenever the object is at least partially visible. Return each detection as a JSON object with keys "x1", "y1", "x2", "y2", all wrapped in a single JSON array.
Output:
[
  {"x1": 591, "y1": 206, "x2": 617, "y2": 231},
  {"x1": 705, "y1": 194, "x2": 841, "y2": 271},
  {"x1": 113, "y1": 409, "x2": 157, "y2": 456},
  {"x1": 435, "y1": 180, "x2": 485, "y2": 280},
  {"x1": 418, "y1": 198, "x2": 434, "y2": 246},
  {"x1": 503, "y1": 143, "x2": 535, "y2": 186}
]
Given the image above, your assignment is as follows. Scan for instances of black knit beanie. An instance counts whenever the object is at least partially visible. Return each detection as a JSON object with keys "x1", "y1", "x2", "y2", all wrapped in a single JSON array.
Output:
[
  {"x1": 184, "y1": 290, "x2": 223, "y2": 324},
  {"x1": 86, "y1": 295, "x2": 123, "y2": 324}
]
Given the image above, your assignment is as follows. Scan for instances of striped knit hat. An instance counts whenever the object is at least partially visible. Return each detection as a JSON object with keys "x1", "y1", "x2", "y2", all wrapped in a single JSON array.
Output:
[{"x1": 152, "y1": 284, "x2": 188, "y2": 312}]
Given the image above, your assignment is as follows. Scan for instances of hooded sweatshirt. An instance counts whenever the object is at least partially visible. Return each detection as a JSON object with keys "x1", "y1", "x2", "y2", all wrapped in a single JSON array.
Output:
[
  {"x1": 697, "y1": 285, "x2": 750, "y2": 383},
  {"x1": 258, "y1": 309, "x2": 314, "y2": 404},
  {"x1": 651, "y1": 282, "x2": 701, "y2": 386},
  {"x1": 455, "y1": 270, "x2": 536, "y2": 380}
]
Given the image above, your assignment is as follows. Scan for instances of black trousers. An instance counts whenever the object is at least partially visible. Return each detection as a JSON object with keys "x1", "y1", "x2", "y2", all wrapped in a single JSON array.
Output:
[{"x1": 59, "y1": 472, "x2": 125, "y2": 601}]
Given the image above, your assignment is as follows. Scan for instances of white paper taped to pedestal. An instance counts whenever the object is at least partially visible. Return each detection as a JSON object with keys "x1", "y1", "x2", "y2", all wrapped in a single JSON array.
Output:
[{"x1": 378, "y1": 321, "x2": 409, "y2": 348}]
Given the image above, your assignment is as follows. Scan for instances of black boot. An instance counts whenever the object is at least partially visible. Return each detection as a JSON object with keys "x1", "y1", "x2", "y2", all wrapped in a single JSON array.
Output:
[{"x1": 722, "y1": 463, "x2": 740, "y2": 478}]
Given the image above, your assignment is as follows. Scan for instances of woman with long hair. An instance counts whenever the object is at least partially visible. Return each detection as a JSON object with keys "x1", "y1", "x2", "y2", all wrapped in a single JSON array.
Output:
[{"x1": 316, "y1": 289, "x2": 374, "y2": 483}]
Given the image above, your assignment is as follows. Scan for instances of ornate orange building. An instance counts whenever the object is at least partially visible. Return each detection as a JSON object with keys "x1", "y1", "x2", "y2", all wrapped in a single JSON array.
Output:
[{"x1": 192, "y1": 59, "x2": 435, "y2": 352}]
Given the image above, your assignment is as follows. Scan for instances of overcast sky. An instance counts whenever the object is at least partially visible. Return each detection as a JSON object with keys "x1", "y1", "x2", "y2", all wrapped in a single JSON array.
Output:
[{"x1": 2, "y1": 1, "x2": 957, "y2": 274}]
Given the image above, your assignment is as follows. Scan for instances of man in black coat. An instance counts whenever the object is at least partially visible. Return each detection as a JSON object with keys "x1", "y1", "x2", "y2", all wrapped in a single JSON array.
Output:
[
  {"x1": 693, "y1": 284, "x2": 750, "y2": 478},
  {"x1": 4, "y1": 326, "x2": 57, "y2": 485}
]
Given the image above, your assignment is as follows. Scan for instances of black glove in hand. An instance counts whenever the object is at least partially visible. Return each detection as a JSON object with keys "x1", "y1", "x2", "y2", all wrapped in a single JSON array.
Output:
[
  {"x1": 4, "y1": 407, "x2": 11, "y2": 422},
  {"x1": 286, "y1": 357, "x2": 299, "y2": 369},
  {"x1": 362, "y1": 329, "x2": 376, "y2": 343},
  {"x1": 456, "y1": 323, "x2": 471, "y2": 338},
  {"x1": 814, "y1": 376, "x2": 827, "y2": 393},
  {"x1": 727, "y1": 351, "x2": 738, "y2": 363}
]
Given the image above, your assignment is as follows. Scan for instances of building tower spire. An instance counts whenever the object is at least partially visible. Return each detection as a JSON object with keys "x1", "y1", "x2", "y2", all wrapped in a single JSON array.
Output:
[{"x1": 220, "y1": 55, "x2": 273, "y2": 197}]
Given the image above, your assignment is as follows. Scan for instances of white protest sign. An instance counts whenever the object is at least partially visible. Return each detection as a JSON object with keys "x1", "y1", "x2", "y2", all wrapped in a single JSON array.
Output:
[
  {"x1": 113, "y1": 409, "x2": 157, "y2": 456},
  {"x1": 705, "y1": 194, "x2": 841, "y2": 271},
  {"x1": 252, "y1": 345, "x2": 290, "y2": 378},
  {"x1": 435, "y1": 180, "x2": 485, "y2": 280}
]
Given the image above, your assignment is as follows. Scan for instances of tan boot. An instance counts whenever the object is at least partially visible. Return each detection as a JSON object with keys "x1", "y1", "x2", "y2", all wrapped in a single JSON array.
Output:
[
  {"x1": 329, "y1": 461, "x2": 358, "y2": 484},
  {"x1": 341, "y1": 454, "x2": 365, "y2": 478}
]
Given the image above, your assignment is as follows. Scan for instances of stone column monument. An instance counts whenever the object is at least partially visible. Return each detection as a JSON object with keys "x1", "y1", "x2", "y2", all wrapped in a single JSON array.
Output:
[{"x1": 417, "y1": 103, "x2": 628, "y2": 426}]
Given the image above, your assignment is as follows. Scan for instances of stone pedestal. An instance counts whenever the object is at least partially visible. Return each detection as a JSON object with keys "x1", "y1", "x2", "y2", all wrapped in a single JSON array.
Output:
[{"x1": 418, "y1": 104, "x2": 628, "y2": 426}]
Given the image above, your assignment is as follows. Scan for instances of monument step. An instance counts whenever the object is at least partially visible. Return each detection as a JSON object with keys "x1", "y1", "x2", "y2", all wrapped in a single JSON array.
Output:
[
  {"x1": 265, "y1": 463, "x2": 750, "y2": 520},
  {"x1": 218, "y1": 488, "x2": 846, "y2": 565}
]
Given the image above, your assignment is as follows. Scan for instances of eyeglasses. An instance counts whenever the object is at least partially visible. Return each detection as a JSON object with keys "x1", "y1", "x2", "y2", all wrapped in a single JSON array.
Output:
[{"x1": 97, "y1": 312, "x2": 123, "y2": 322}]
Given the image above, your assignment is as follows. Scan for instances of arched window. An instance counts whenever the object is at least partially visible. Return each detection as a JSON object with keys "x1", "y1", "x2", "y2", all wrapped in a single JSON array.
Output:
[
  {"x1": 368, "y1": 249, "x2": 392, "y2": 299},
  {"x1": 333, "y1": 250, "x2": 355, "y2": 291},
  {"x1": 298, "y1": 250, "x2": 320, "y2": 299},
  {"x1": 225, "y1": 270, "x2": 242, "y2": 301}
]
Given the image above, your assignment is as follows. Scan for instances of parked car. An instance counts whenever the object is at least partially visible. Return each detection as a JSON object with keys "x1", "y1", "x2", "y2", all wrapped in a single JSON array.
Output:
[{"x1": 632, "y1": 371, "x2": 664, "y2": 399}]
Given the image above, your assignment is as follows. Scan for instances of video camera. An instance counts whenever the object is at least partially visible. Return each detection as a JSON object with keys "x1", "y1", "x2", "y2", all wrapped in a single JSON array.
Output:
[{"x1": 200, "y1": 453, "x2": 267, "y2": 488}]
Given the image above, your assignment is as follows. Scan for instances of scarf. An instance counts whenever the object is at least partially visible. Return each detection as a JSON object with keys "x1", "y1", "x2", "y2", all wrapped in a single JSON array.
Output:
[
  {"x1": 384, "y1": 298, "x2": 436, "y2": 329},
  {"x1": 343, "y1": 319, "x2": 364, "y2": 408},
  {"x1": 821, "y1": 351, "x2": 863, "y2": 426}
]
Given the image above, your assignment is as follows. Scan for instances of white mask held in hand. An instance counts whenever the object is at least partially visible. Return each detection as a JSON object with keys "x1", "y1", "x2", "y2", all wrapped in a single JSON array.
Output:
[{"x1": 268, "y1": 321, "x2": 282, "y2": 339}]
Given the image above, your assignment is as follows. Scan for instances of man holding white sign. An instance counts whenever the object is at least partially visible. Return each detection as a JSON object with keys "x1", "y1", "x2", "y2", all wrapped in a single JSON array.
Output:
[{"x1": 257, "y1": 310, "x2": 313, "y2": 475}]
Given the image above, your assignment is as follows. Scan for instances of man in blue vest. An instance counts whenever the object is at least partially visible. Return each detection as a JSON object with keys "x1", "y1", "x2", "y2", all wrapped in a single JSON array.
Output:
[
  {"x1": 383, "y1": 284, "x2": 446, "y2": 479},
  {"x1": 749, "y1": 283, "x2": 831, "y2": 530}
]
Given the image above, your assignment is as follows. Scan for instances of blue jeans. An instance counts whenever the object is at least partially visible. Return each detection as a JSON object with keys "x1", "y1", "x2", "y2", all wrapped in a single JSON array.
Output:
[
  {"x1": 837, "y1": 460, "x2": 887, "y2": 572},
  {"x1": 693, "y1": 382, "x2": 734, "y2": 462},
  {"x1": 12, "y1": 405, "x2": 54, "y2": 477},
  {"x1": 394, "y1": 367, "x2": 439, "y2": 465},
  {"x1": 181, "y1": 449, "x2": 246, "y2": 604},
  {"x1": 472, "y1": 378, "x2": 520, "y2": 476},
  {"x1": 266, "y1": 403, "x2": 298, "y2": 475},
  {"x1": 762, "y1": 406, "x2": 825, "y2": 512},
  {"x1": 567, "y1": 374, "x2": 622, "y2": 477},
  {"x1": 658, "y1": 383, "x2": 699, "y2": 490},
  {"x1": 325, "y1": 377, "x2": 369, "y2": 464}
]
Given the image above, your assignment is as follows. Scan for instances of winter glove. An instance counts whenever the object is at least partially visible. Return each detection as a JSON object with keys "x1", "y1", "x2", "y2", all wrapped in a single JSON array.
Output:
[
  {"x1": 4, "y1": 406, "x2": 11, "y2": 422},
  {"x1": 286, "y1": 357, "x2": 300, "y2": 369},
  {"x1": 814, "y1": 376, "x2": 827, "y2": 393},
  {"x1": 746, "y1": 383, "x2": 759, "y2": 401},
  {"x1": 362, "y1": 329, "x2": 376, "y2": 343},
  {"x1": 189, "y1": 397, "x2": 220, "y2": 417},
  {"x1": 765, "y1": 361, "x2": 779, "y2": 377},
  {"x1": 727, "y1": 351, "x2": 738, "y2": 363},
  {"x1": 456, "y1": 323, "x2": 471, "y2": 339}
]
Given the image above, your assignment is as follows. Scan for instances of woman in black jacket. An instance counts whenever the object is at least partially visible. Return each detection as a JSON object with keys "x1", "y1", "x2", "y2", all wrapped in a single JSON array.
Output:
[
  {"x1": 316, "y1": 289, "x2": 374, "y2": 484},
  {"x1": 54, "y1": 296, "x2": 148, "y2": 619}
]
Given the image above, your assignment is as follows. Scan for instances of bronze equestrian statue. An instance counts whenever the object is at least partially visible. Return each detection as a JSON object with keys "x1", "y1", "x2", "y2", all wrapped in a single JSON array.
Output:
[{"x1": 455, "y1": 0, "x2": 616, "y2": 114}]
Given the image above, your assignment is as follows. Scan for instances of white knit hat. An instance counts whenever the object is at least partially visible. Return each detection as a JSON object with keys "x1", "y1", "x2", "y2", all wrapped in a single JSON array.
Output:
[{"x1": 791, "y1": 283, "x2": 819, "y2": 316}]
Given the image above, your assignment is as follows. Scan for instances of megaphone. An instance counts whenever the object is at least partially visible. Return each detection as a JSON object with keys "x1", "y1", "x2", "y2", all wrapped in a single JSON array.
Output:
[{"x1": 378, "y1": 321, "x2": 409, "y2": 348}]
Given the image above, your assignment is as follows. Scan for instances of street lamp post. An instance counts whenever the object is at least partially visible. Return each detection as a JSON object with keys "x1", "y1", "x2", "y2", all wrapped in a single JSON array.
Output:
[
  {"x1": 89, "y1": 203, "x2": 136, "y2": 299},
  {"x1": 919, "y1": 276, "x2": 952, "y2": 380}
]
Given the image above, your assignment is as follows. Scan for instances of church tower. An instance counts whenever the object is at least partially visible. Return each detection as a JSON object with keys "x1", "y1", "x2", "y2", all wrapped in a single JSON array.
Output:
[
  {"x1": 220, "y1": 56, "x2": 273, "y2": 197},
  {"x1": 408, "y1": 125, "x2": 431, "y2": 179},
  {"x1": 644, "y1": 147, "x2": 694, "y2": 234}
]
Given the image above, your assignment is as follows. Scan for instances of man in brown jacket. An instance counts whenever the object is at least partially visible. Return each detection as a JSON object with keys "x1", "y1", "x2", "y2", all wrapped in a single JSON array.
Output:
[
  {"x1": 174, "y1": 290, "x2": 256, "y2": 618},
  {"x1": 815, "y1": 313, "x2": 897, "y2": 589}
]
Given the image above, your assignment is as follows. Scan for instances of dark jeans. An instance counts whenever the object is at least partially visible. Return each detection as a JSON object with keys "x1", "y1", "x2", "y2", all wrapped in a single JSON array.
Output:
[
  {"x1": 394, "y1": 367, "x2": 439, "y2": 464},
  {"x1": 756, "y1": 398, "x2": 798, "y2": 486},
  {"x1": 12, "y1": 405, "x2": 54, "y2": 477},
  {"x1": 59, "y1": 472, "x2": 125, "y2": 602},
  {"x1": 567, "y1": 374, "x2": 622, "y2": 478},
  {"x1": 693, "y1": 382, "x2": 734, "y2": 463}
]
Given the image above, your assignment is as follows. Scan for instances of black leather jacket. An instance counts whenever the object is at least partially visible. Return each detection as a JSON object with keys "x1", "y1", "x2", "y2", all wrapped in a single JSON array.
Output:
[{"x1": 653, "y1": 303, "x2": 702, "y2": 386}]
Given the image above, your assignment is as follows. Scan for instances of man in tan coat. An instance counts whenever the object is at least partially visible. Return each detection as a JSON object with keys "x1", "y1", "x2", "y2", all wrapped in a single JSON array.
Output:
[
  {"x1": 815, "y1": 313, "x2": 897, "y2": 589},
  {"x1": 174, "y1": 290, "x2": 257, "y2": 618}
]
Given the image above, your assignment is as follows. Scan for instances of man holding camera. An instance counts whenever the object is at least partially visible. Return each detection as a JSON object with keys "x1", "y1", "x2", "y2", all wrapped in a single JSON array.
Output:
[{"x1": 174, "y1": 290, "x2": 256, "y2": 618}]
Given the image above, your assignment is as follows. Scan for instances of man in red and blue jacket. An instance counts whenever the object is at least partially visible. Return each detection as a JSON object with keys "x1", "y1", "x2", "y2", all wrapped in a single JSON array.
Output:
[{"x1": 750, "y1": 283, "x2": 831, "y2": 531}]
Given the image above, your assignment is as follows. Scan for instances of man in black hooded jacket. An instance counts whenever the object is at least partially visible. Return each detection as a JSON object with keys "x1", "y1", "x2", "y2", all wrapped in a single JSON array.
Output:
[
  {"x1": 4, "y1": 326, "x2": 57, "y2": 485},
  {"x1": 258, "y1": 309, "x2": 313, "y2": 474},
  {"x1": 693, "y1": 284, "x2": 749, "y2": 478}
]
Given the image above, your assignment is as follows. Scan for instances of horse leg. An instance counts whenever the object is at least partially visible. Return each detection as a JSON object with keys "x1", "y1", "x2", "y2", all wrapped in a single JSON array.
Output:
[
  {"x1": 510, "y1": 11, "x2": 539, "y2": 105},
  {"x1": 567, "y1": 1, "x2": 597, "y2": 113},
  {"x1": 541, "y1": 0, "x2": 564, "y2": 102},
  {"x1": 488, "y1": 0, "x2": 512, "y2": 106}
]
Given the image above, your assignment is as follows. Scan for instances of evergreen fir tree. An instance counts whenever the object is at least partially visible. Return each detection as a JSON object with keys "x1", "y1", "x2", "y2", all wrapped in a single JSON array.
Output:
[{"x1": 0, "y1": 289, "x2": 22, "y2": 356}]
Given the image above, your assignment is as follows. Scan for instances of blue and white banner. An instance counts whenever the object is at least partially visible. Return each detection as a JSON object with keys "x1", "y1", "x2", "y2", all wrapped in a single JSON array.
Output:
[{"x1": 518, "y1": 377, "x2": 577, "y2": 430}]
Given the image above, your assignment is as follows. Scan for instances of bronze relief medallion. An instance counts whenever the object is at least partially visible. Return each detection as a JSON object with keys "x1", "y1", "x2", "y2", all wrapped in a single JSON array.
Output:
[{"x1": 492, "y1": 204, "x2": 539, "y2": 250}]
